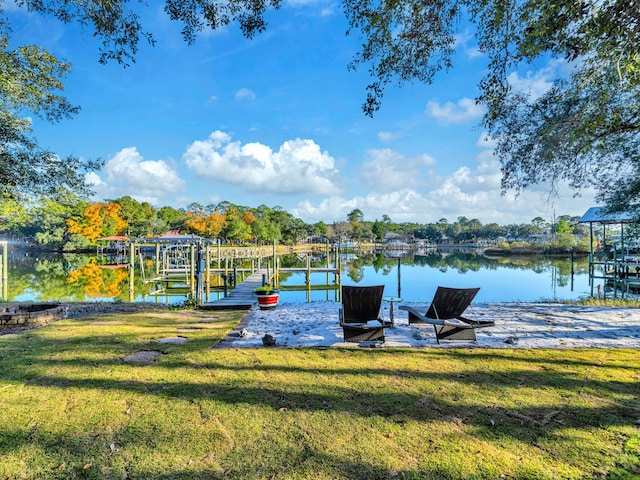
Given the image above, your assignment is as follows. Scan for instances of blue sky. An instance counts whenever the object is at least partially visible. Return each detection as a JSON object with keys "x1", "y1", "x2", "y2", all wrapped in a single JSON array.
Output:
[{"x1": 7, "y1": 1, "x2": 596, "y2": 225}]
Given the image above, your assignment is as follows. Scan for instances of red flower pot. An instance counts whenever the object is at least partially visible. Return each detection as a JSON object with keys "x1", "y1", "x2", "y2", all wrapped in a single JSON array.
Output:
[{"x1": 255, "y1": 289, "x2": 280, "y2": 310}]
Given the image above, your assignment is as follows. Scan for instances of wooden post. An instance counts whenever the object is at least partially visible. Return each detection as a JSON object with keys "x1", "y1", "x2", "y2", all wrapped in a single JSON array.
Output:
[
  {"x1": 621, "y1": 222, "x2": 625, "y2": 260},
  {"x1": 570, "y1": 250, "x2": 575, "y2": 290},
  {"x1": 1, "y1": 241, "x2": 7, "y2": 301},
  {"x1": 205, "y1": 244, "x2": 211, "y2": 298},
  {"x1": 272, "y1": 239, "x2": 277, "y2": 284},
  {"x1": 588, "y1": 222, "x2": 594, "y2": 288},
  {"x1": 190, "y1": 244, "x2": 196, "y2": 298},
  {"x1": 223, "y1": 257, "x2": 229, "y2": 296},
  {"x1": 326, "y1": 269, "x2": 329, "y2": 302},
  {"x1": 129, "y1": 242, "x2": 135, "y2": 301}
]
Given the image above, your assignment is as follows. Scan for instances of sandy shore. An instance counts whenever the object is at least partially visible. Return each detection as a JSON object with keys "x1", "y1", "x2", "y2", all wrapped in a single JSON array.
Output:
[
  {"x1": 3, "y1": 301, "x2": 639, "y2": 349},
  {"x1": 219, "y1": 301, "x2": 640, "y2": 349}
]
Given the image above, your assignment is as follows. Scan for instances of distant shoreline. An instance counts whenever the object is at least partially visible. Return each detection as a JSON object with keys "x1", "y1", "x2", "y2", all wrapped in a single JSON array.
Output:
[{"x1": 483, "y1": 246, "x2": 589, "y2": 256}]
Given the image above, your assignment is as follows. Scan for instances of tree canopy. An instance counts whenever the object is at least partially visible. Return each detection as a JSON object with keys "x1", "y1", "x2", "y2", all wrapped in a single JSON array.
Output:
[
  {"x1": 487, "y1": 1, "x2": 640, "y2": 216},
  {"x1": 0, "y1": 16, "x2": 101, "y2": 199},
  {"x1": 343, "y1": 0, "x2": 640, "y2": 213}
]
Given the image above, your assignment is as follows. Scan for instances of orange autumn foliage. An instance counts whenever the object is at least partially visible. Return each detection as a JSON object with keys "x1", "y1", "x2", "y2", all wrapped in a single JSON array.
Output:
[
  {"x1": 242, "y1": 211, "x2": 256, "y2": 225},
  {"x1": 66, "y1": 203, "x2": 128, "y2": 243},
  {"x1": 184, "y1": 210, "x2": 226, "y2": 238}
]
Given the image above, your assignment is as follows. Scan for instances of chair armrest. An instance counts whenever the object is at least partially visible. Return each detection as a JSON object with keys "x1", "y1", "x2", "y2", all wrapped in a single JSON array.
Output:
[
  {"x1": 399, "y1": 305, "x2": 428, "y2": 315},
  {"x1": 457, "y1": 316, "x2": 495, "y2": 327},
  {"x1": 399, "y1": 305, "x2": 444, "y2": 325}
]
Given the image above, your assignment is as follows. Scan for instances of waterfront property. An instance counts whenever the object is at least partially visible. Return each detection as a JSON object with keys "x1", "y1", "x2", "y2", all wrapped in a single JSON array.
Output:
[
  {"x1": 580, "y1": 207, "x2": 640, "y2": 297},
  {"x1": 127, "y1": 238, "x2": 340, "y2": 305}
]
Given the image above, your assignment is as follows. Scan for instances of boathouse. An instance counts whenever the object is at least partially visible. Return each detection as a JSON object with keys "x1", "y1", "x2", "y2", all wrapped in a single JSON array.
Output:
[{"x1": 579, "y1": 207, "x2": 639, "y2": 297}]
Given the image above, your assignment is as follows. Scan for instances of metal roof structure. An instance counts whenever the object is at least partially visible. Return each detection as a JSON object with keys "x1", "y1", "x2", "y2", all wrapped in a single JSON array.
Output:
[
  {"x1": 578, "y1": 207, "x2": 635, "y2": 224},
  {"x1": 97, "y1": 235, "x2": 130, "y2": 241},
  {"x1": 130, "y1": 234, "x2": 218, "y2": 244}
]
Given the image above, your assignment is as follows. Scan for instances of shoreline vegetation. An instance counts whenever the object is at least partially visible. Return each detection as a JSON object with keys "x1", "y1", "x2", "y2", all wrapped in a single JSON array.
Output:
[
  {"x1": 483, "y1": 245, "x2": 589, "y2": 256},
  {"x1": 5, "y1": 240, "x2": 591, "y2": 256}
]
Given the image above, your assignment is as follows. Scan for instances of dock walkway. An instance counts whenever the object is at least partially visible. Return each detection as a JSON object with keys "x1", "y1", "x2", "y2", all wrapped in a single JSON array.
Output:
[{"x1": 199, "y1": 269, "x2": 269, "y2": 311}]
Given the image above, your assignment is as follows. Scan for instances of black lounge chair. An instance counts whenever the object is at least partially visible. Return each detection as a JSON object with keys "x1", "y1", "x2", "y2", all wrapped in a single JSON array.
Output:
[
  {"x1": 399, "y1": 286, "x2": 494, "y2": 343},
  {"x1": 339, "y1": 285, "x2": 390, "y2": 342}
]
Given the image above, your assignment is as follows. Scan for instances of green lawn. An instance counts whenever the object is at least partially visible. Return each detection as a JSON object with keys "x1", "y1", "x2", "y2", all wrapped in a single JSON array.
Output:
[{"x1": 0, "y1": 308, "x2": 639, "y2": 479}]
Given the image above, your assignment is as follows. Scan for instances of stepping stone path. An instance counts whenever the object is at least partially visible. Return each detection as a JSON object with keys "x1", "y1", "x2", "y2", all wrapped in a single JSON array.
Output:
[
  {"x1": 189, "y1": 322, "x2": 226, "y2": 329},
  {"x1": 158, "y1": 336, "x2": 188, "y2": 344},
  {"x1": 123, "y1": 334, "x2": 190, "y2": 363},
  {"x1": 123, "y1": 350, "x2": 163, "y2": 362}
]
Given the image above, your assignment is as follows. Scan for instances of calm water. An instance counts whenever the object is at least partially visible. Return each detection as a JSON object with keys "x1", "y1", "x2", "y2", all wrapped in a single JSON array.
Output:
[
  {"x1": 2, "y1": 248, "x2": 591, "y2": 303},
  {"x1": 278, "y1": 251, "x2": 592, "y2": 303},
  {"x1": 2, "y1": 250, "x2": 592, "y2": 304}
]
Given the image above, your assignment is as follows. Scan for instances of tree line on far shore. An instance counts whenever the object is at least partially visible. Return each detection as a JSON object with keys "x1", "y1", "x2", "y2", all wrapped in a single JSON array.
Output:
[{"x1": 0, "y1": 192, "x2": 593, "y2": 252}]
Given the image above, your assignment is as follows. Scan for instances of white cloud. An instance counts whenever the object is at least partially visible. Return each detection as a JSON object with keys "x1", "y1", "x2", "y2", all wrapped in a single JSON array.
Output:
[
  {"x1": 360, "y1": 149, "x2": 436, "y2": 192},
  {"x1": 454, "y1": 30, "x2": 483, "y2": 59},
  {"x1": 476, "y1": 131, "x2": 497, "y2": 149},
  {"x1": 426, "y1": 97, "x2": 485, "y2": 124},
  {"x1": 292, "y1": 147, "x2": 595, "y2": 224},
  {"x1": 507, "y1": 59, "x2": 568, "y2": 99},
  {"x1": 293, "y1": 190, "x2": 425, "y2": 223},
  {"x1": 235, "y1": 88, "x2": 256, "y2": 100},
  {"x1": 284, "y1": 0, "x2": 335, "y2": 13},
  {"x1": 87, "y1": 147, "x2": 185, "y2": 205},
  {"x1": 183, "y1": 130, "x2": 341, "y2": 195},
  {"x1": 507, "y1": 71, "x2": 553, "y2": 99},
  {"x1": 377, "y1": 131, "x2": 404, "y2": 142},
  {"x1": 466, "y1": 47, "x2": 483, "y2": 59},
  {"x1": 85, "y1": 171, "x2": 106, "y2": 190}
]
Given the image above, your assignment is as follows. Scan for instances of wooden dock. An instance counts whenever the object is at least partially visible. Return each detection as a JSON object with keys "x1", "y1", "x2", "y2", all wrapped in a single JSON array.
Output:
[
  {"x1": 278, "y1": 267, "x2": 339, "y2": 274},
  {"x1": 199, "y1": 269, "x2": 270, "y2": 311}
]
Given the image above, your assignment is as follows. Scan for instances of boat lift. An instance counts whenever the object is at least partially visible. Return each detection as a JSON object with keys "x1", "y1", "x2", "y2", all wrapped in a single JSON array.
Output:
[{"x1": 579, "y1": 207, "x2": 640, "y2": 297}]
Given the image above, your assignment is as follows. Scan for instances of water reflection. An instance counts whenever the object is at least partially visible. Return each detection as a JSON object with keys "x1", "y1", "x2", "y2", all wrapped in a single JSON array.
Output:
[
  {"x1": 3, "y1": 250, "x2": 591, "y2": 304},
  {"x1": 277, "y1": 251, "x2": 591, "y2": 303},
  {"x1": 8, "y1": 253, "x2": 148, "y2": 303}
]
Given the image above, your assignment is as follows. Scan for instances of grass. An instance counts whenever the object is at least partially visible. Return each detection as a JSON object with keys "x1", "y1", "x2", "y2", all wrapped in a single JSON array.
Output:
[
  {"x1": 0, "y1": 308, "x2": 639, "y2": 479},
  {"x1": 572, "y1": 297, "x2": 640, "y2": 307}
]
